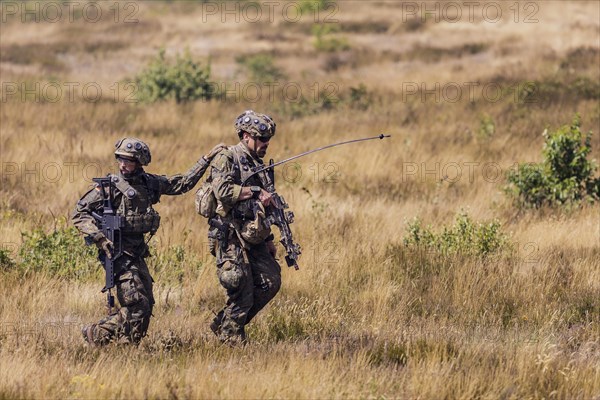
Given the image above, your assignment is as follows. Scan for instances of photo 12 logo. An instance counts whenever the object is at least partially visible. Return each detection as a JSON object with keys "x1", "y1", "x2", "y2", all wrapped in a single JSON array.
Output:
[
  {"x1": 400, "y1": 2, "x2": 540, "y2": 24},
  {"x1": 0, "y1": 321, "x2": 82, "y2": 343},
  {"x1": 1, "y1": 161, "x2": 111, "y2": 184},
  {"x1": 401, "y1": 81, "x2": 539, "y2": 104},
  {"x1": 0, "y1": 1, "x2": 139, "y2": 24},
  {"x1": 198, "y1": 1, "x2": 339, "y2": 23},
  {"x1": 1, "y1": 80, "x2": 339, "y2": 105}
]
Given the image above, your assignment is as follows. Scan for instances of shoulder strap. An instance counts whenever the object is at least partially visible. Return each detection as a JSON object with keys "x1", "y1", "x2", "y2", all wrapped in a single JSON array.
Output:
[
  {"x1": 108, "y1": 174, "x2": 138, "y2": 200},
  {"x1": 230, "y1": 145, "x2": 262, "y2": 185},
  {"x1": 229, "y1": 145, "x2": 243, "y2": 184}
]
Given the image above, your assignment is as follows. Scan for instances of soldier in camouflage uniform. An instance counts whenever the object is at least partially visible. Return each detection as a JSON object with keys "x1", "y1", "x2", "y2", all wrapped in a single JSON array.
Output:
[
  {"x1": 73, "y1": 138, "x2": 224, "y2": 346},
  {"x1": 208, "y1": 110, "x2": 282, "y2": 345}
]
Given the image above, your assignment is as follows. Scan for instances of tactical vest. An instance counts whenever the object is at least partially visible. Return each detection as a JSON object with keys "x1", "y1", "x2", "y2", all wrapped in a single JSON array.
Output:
[
  {"x1": 230, "y1": 145, "x2": 268, "y2": 219},
  {"x1": 109, "y1": 173, "x2": 161, "y2": 234},
  {"x1": 196, "y1": 145, "x2": 269, "y2": 220}
]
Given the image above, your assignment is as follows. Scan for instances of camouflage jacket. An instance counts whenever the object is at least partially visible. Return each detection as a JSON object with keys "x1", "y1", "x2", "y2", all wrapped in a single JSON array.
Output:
[
  {"x1": 72, "y1": 157, "x2": 209, "y2": 254},
  {"x1": 210, "y1": 142, "x2": 269, "y2": 220}
]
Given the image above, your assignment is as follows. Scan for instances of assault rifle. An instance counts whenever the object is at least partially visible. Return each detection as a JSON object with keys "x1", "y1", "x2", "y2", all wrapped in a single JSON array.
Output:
[
  {"x1": 242, "y1": 134, "x2": 391, "y2": 271},
  {"x1": 91, "y1": 177, "x2": 125, "y2": 314},
  {"x1": 262, "y1": 159, "x2": 301, "y2": 270}
]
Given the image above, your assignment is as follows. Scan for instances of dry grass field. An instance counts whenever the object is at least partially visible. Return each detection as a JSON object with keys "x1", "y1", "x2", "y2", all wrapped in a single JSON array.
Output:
[{"x1": 1, "y1": 0, "x2": 599, "y2": 398}]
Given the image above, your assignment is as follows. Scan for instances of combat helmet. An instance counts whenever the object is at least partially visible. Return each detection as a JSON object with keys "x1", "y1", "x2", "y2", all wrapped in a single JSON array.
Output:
[
  {"x1": 114, "y1": 138, "x2": 151, "y2": 166},
  {"x1": 234, "y1": 110, "x2": 276, "y2": 139}
]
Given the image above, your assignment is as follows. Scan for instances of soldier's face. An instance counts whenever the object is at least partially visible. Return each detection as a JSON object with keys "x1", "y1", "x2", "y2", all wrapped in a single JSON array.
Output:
[
  {"x1": 117, "y1": 157, "x2": 139, "y2": 175},
  {"x1": 245, "y1": 133, "x2": 271, "y2": 158}
]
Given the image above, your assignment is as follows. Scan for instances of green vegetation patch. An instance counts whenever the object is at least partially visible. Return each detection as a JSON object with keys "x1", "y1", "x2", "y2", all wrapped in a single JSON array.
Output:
[
  {"x1": 506, "y1": 114, "x2": 600, "y2": 208},
  {"x1": 403, "y1": 212, "x2": 512, "y2": 258},
  {"x1": 18, "y1": 222, "x2": 98, "y2": 279},
  {"x1": 0, "y1": 249, "x2": 15, "y2": 271},
  {"x1": 312, "y1": 24, "x2": 351, "y2": 52},
  {"x1": 235, "y1": 53, "x2": 286, "y2": 83},
  {"x1": 133, "y1": 49, "x2": 216, "y2": 104}
]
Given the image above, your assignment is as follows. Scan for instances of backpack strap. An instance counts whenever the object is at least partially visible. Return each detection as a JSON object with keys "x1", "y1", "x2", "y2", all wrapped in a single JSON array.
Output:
[{"x1": 230, "y1": 145, "x2": 264, "y2": 186}]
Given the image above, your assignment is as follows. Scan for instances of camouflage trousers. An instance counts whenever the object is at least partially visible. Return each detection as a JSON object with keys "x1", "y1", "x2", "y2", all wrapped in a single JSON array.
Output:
[
  {"x1": 213, "y1": 239, "x2": 281, "y2": 343},
  {"x1": 85, "y1": 255, "x2": 154, "y2": 346}
]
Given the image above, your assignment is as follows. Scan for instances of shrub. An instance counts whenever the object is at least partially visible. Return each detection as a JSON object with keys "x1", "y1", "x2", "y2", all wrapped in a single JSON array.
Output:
[
  {"x1": 0, "y1": 249, "x2": 15, "y2": 271},
  {"x1": 134, "y1": 49, "x2": 216, "y2": 103},
  {"x1": 235, "y1": 53, "x2": 286, "y2": 83},
  {"x1": 312, "y1": 24, "x2": 350, "y2": 52},
  {"x1": 403, "y1": 212, "x2": 512, "y2": 257},
  {"x1": 18, "y1": 221, "x2": 99, "y2": 279},
  {"x1": 506, "y1": 115, "x2": 600, "y2": 207}
]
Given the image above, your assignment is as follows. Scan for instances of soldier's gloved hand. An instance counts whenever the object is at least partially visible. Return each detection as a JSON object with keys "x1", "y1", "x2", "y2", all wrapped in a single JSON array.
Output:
[
  {"x1": 96, "y1": 236, "x2": 114, "y2": 259},
  {"x1": 203, "y1": 143, "x2": 227, "y2": 161}
]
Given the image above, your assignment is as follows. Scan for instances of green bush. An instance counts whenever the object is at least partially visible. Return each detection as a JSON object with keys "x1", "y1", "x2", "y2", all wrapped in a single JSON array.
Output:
[
  {"x1": 235, "y1": 53, "x2": 286, "y2": 83},
  {"x1": 18, "y1": 222, "x2": 99, "y2": 279},
  {"x1": 134, "y1": 49, "x2": 216, "y2": 103},
  {"x1": 0, "y1": 249, "x2": 15, "y2": 271},
  {"x1": 403, "y1": 212, "x2": 511, "y2": 257},
  {"x1": 312, "y1": 24, "x2": 350, "y2": 52},
  {"x1": 506, "y1": 115, "x2": 600, "y2": 207}
]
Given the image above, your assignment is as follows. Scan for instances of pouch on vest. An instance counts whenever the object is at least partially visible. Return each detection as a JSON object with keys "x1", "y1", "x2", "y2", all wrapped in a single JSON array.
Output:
[
  {"x1": 122, "y1": 209, "x2": 161, "y2": 234},
  {"x1": 195, "y1": 181, "x2": 217, "y2": 218},
  {"x1": 239, "y1": 202, "x2": 271, "y2": 244}
]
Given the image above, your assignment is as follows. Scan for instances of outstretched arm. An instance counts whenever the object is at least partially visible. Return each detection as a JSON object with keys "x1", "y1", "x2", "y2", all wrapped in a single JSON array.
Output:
[{"x1": 159, "y1": 143, "x2": 226, "y2": 196}]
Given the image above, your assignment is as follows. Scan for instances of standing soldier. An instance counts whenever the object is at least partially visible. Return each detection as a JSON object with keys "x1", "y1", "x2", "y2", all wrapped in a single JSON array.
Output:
[
  {"x1": 73, "y1": 137, "x2": 224, "y2": 346},
  {"x1": 207, "y1": 110, "x2": 282, "y2": 345}
]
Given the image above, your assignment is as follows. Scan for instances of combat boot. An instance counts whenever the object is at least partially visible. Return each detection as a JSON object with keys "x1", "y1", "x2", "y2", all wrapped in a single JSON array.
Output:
[
  {"x1": 218, "y1": 320, "x2": 247, "y2": 346},
  {"x1": 210, "y1": 310, "x2": 225, "y2": 337},
  {"x1": 219, "y1": 327, "x2": 248, "y2": 347},
  {"x1": 219, "y1": 331, "x2": 247, "y2": 346}
]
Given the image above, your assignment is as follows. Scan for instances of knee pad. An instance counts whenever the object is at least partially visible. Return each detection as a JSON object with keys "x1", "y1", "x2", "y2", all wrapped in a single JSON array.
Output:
[{"x1": 218, "y1": 262, "x2": 245, "y2": 291}]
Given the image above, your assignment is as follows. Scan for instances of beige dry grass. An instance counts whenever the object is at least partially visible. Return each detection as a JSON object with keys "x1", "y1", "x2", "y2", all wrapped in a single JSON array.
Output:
[{"x1": 1, "y1": 1, "x2": 599, "y2": 398}]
